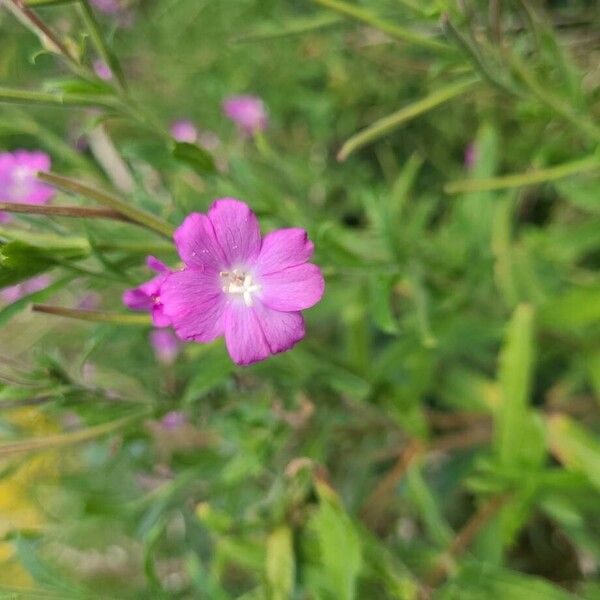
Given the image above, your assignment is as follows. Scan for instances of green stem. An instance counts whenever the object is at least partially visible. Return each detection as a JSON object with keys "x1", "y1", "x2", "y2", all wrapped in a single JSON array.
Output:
[
  {"x1": 508, "y1": 52, "x2": 600, "y2": 143},
  {"x1": 338, "y1": 78, "x2": 479, "y2": 161},
  {"x1": 24, "y1": 0, "x2": 77, "y2": 6},
  {"x1": 313, "y1": 0, "x2": 450, "y2": 52},
  {"x1": 32, "y1": 304, "x2": 152, "y2": 325},
  {"x1": 0, "y1": 202, "x2": 131, "y2": 221},
  {"x1": 5, "y1": 0, "x2": 78, "y2": 63},
  {"x1": 444, "y1": 155, "x2": 600, "y2": 194},
  {"x1": 442, "y1": 15, "x2": 519, "y2": 96},
  {"x1": 77, "y1": 0, "x2": 127, "y2": 91},
  {"x1": 0, "y1": 410, "x2": 151, "y2": 457},
  {"x1": 38, "y1": 171, "x2": 175, "y2": 238},
  {"x1": 0, "y1": 86, "x2": 119, "y2": 109}
]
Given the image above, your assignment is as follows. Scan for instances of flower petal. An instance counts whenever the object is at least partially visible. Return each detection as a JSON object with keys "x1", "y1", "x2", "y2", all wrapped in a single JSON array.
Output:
[
  {"x1": 122, "y1": 287, "x2": 153, "y2": 311},
  {"x1": 161, "y1": 269, "x2": 226, "y2": 342},
  {"x1": 257, "y1": 228, "x2": 314, "y2": 275},
  {"x1": 174, "y1": 212, "x2": 228, "y2": 270},
  {"x1": 224, "y1": 303, "x2": 270, "y2": 366},
  {"x1": 255, "y1": 304, "x2": 305, "y2": 355},
  {"x1": 259, "y1": 263, "x2": 325, "y2": 312},
  {"x1": 223, "y1": 302, "x2": 305, "y2": 365},
  {"x1": 208, "y1": 199, "x2": 261, "y2": 267},
  {"x1": 146, "y1": 255, "x2": 170, "y2": 273}
]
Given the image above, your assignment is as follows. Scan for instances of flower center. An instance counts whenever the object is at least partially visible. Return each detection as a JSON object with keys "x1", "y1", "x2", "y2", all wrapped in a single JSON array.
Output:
[{"x1": 220, "y1": 269, "x2": 261, "y2": 307}]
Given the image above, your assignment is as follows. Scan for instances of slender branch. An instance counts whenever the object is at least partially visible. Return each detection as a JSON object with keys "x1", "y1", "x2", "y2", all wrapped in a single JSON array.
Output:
[
  {"x1": 0, "y1": 410, "x2": 150, "y2": 457},
  {"x1": 427, "y1": 495, "x2": 508, "y2": 588},
  {"x1": 338, "y1": 78, "x2": 479, "y2": 161},
  {"x1": 0, "y1": 201, "x2": 132, "y2": 222},
  {"x1": 361, "y1": 438, "x2": 424, "y2": 525},
  {"x1": 37, "y1": 171, "x2": 175, "y2": 238},
  {"x1": 0, "y1": 86, "x2": 119, "y2": 109},
  {"x1": 32, "y1": 304, "x2": 152, "y2": 325},
  {"x1": 4, "y1": 0, "x2": 78, "y2": 63},
  {"x1": 444, "y1": 154, "x2": 600, "y2": 194},
  {"x1": 313, "y1": 0, "x2": 450, "y2": 52},
  {"x1": 77, "y1": 0, "x2": 127, "y2": 90}
]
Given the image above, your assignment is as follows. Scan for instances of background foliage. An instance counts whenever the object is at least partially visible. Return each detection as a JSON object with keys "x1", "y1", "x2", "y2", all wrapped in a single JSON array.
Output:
[{"x1": 1, "y1": 0, "x2": 600, "y2": 598}]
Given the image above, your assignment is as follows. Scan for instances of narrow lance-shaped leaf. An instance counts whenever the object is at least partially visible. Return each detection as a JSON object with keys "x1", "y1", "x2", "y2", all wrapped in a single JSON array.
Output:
[
  {"x1": 495, "y1": 304, "x2": 541, "y2": 469},
  {"x1": 338, "y1": 78, "x2": 479, "y2": 160},
  {"x1": 445, "y1": 154, "x2": 600, "y2": 194}
]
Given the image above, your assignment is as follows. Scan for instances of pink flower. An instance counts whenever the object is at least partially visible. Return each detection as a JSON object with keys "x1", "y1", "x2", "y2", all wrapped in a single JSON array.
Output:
[
  {"x1": 222, "y1": 95, "x2": 268, "y2": 136},
  {"x1": 93, "y1": 59, "x2": 112, "y2": 81},
  {"x1": 1, "y1": 274, "x2": 52, "y2": 304},
  {"x1": 161, "y1": 411, "x2": 186, "y2": 430},
  {"x1": 150, "y1": 329, "x2": 180, "y2": 365},
  {"x1": 90, "y1": 0, "x2": 120, "y2": 15},
  {"x1": 0, "y1": 150, "x2": 54, "y2": 221},
  {"x1": 123, "y1": 256, "x2": 172, "y2": 327},
  {"x1": 161, "y1": 199, "x2": 325, "y2": 366},
  {"x1": 464, "y1": 143, "x2": 477, "y2": 170},
  {"x1": 170, "y1": 120, "x2": 198, "y2": 144}
]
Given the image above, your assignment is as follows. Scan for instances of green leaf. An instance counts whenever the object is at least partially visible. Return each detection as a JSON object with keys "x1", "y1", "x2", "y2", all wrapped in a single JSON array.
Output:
[
  {"x1": 548, "y1": 415, "x2": 600, "y2": 492},
  {"x1": 540, "y1": 285, "x2": 600, "y2": 331},
  {"x1": 266, "y1": 526, "x2": 295, "y2": 600},
  {"x1": 182, "y1": 344, "x2": 233, "y2": 404},
  {"x1": 433, "y1": 561, "x2": 580, "y2": 600},
  {"x1": 495, "y1": 304, "x2": 541, "y2": 469},
  {"x1": 306, "y1": 482, "x2": 362, "y2": 600},
  {"x1": 338, "y1": 78, "x2": 478, "y2": 160},
  {"x1": 0, "y1": 242, "x2": 58, "y2": 287},
  {"x1": 369, "y1": 274, "x2": 399, "y2": 334},
  {"x1": 172, "y1": 142, "x2": 216, "y2": 175}
]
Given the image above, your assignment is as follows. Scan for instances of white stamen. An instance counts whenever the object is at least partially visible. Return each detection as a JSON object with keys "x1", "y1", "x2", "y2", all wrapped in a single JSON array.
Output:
[{"x1": 221, "y1": 268, "x2": 261, "y2": 307}]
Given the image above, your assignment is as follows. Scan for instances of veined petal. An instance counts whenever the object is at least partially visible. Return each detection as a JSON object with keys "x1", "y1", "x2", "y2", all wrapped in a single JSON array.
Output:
[
  {"x1": 161, "y1": 269, "x2": 226, "y2": 342},
  {"x1": 224, "y1": 302, "x2": 305, "y2": 365},
  {"x1": 259, "y1": 263, "x2": 325, "y2": 312},
  {"x1": 255, "y1": 304, "x2": 305, "y2": 355},
  {"x1": 208, "y1": 199, "x2": 261, "y2": 267},
  {"x1": 257, "y1": 228, "x2": 314, "y2": 275},
  {"x1": 174, "y1": 212, "x2": 227, "y2": 270},
  {"x1": 224, "y1": 303, "x2": 270, "y2": 366}
]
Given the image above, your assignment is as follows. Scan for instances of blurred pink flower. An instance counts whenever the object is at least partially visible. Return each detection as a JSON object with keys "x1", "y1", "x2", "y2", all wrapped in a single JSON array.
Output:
[
  {"x1": 93, "y1": 59, "x2": 112, "y2": 81},
  {"x1": 464, "y1": 143, "x2": 478, "y2": 170},
  {"x1": 78, "y1": 292, "x2": 102, "y2": 311},
  {"x1": 90, "y1": 0, "x2": 120, "y2": 15},
  {"x1": 222, "y1": 95, "x2": 268, "y2": 136},
  {"x1": 123, "y1": 256, "x2": 172, "y2": 327},
  {"x1": 1, "y1": 274, "x2": 52, "y2": 304},
  {"x1": 161, "y1": 410, "x2": 186, "y2": 430},
  {"x1": 161, "y1": 199, "x2": 324, "y2": 365},
  {"x1": 0, "y1": 150, "x2": 54, "y2": 222},
  {"x1": 170, "y1": 120, "x2": 198, "y2": 144},
  {"x1": 150, "y1": 329, "x2": 180, "y2": 365}
]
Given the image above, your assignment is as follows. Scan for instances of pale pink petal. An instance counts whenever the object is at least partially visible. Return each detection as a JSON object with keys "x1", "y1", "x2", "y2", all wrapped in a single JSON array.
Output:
[
  {"x1": 146, "y1": 255, "x2": 169, "y2": 273},
  {"x1": 257, "y1": 228, "x2": 314, "y2": 275},
  {"x1": 174, "y1": 212, "x2": 227, "y2": 270},
  {"x1": 208, "y1": 199, "x2": 261, "y2": 267},
  {"x1": 161, "y1": 269, "x2": 226, "y2": 342},
  {"x1": 122, "y1": 287, "x2": 153, "y2": 311},
  {"x1": 259, "y1": 263, "x2": 325, "y2": 312},
  {"x1": 254, "y1": 303, "x2": 305, "y2": 355},
  {"x1": 224, "y1": 303, "x2": 270, "y2": 366}
]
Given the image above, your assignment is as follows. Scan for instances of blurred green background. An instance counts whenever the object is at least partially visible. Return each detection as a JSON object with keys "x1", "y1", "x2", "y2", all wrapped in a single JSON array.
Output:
[{"x1": 1, "y1": 0, "x2": 600, "y2": 598}]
